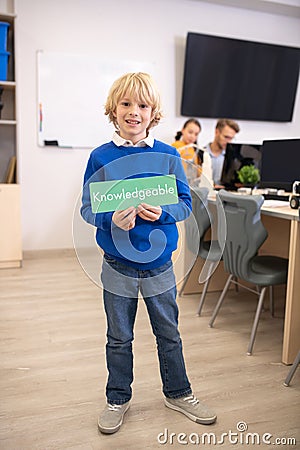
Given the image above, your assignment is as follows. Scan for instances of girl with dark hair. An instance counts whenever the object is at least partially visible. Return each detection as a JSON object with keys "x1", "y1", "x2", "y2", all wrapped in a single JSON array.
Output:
[{"x1": 172, "y1": 119, "x2": 213, "y2": 187}]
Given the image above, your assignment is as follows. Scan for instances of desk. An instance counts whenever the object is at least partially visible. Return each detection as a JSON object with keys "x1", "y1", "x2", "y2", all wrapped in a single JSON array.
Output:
[
  {"x1": 178, "y1": 197, "x2": 299, "y2": 365},
  {"x1": 260, "y1": 203, "x2": 300, "y2": 365}
]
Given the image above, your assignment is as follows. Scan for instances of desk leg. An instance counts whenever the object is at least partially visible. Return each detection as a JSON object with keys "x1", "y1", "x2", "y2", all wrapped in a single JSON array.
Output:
[{"x1": 282, "y1": 220, "x2": 300, "y2": 365}]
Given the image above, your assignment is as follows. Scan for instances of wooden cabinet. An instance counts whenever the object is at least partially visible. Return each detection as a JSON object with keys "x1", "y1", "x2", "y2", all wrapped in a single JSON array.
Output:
[
  {"x1": 0, "y1": 12, "x2": 17, "y2": 183},
  {"x1": 0, "y1": 11, "x2": 21, "y2": 268},
  {"x1": 0, "y1": 183, "x2": 22, "y2": 268}
]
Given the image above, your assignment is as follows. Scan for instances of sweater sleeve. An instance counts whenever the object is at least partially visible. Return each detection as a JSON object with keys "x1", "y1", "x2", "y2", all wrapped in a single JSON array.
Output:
[
  {"x1": 80, "y1": 152, "x2": 114, "y2": 231},
  {"x1": 200, "y1": 150, "x2": 214, "y2": 187}
]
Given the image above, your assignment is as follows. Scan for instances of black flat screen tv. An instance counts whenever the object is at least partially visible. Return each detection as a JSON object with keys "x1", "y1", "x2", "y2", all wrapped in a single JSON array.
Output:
[
  {"x1": 259, "y1": 138, "x2": 300, "y2": 191},
  {"x1": 181, "y1": 32, "x2": 300, "y2": 122},
  {"x1": 221, "y1": 143, "x2": 262, "y2": 189}
]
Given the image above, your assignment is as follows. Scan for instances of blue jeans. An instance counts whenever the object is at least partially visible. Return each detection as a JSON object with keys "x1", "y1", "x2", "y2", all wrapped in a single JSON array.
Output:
[{"x1": 101, "y1": 255, "x2": 192, "y2": 405}]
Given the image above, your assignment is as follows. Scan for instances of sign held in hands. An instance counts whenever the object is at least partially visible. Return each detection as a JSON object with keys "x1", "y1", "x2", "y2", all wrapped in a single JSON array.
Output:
[{"x1": 89, "y1": 175, "x2": 178, "y2": 213}]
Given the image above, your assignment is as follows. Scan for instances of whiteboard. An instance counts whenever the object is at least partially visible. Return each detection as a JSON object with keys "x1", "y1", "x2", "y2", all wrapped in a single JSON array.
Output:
[{"x1": 37, "y1": 51, "x2": 155, "y2": 148}]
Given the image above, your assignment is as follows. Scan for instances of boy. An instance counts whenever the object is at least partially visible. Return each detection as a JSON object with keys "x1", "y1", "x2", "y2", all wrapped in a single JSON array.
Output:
[{"x1": 80, "y1": 72, "x2": 216, "y2": 434}]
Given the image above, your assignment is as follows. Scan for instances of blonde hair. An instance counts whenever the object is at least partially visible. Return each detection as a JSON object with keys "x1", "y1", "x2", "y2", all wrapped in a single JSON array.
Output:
[{"x1": 104, "y1": 72, "x2": 163, "y2": 130}]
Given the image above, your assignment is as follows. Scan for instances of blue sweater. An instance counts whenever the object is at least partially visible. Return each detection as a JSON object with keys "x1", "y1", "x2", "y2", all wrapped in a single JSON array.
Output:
[{"x1": 80, "y1": 140, "x2": 192, "y2": 269}]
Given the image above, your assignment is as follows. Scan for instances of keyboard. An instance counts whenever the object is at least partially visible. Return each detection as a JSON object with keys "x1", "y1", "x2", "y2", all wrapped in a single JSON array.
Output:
[{"x1": 263, "y1": 193, "x2": 290, "y2": 202}]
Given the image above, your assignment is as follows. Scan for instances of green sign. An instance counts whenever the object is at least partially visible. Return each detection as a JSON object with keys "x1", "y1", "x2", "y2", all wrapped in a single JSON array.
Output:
[{"x1": 89, "y1": 175, "x2": 178, "y2": 213}]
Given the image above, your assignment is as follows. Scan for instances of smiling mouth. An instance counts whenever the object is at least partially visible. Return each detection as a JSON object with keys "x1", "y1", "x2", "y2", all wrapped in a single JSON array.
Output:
[{"x1": 126, "y1": 119, "x2": 140, "y2": 125}]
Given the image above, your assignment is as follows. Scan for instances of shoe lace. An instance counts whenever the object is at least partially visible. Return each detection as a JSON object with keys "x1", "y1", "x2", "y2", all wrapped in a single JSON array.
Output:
[
  {"x1": 183, "y1": 395, "x2": 199, "y2": 406},
  {"x1": 107, "y1": 403, "x2": 123, "y2": 411}
]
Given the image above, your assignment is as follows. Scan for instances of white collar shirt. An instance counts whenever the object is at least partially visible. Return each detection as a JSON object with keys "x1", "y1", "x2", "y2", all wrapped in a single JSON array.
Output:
[{"x1": 113, "y1": 131, "x2": 154, "y2": 148}]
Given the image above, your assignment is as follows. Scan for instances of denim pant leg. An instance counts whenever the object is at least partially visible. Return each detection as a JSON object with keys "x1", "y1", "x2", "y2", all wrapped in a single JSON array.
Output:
[
  {"x1": 140, "y1": 261, "x2": 192, "y2": 399},
  {"x1": 101, "y1": 256, "x2": 139, "y2": 405}
]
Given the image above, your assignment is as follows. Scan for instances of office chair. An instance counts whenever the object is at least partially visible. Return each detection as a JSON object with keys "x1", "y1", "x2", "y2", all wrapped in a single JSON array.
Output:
[
  {"x1": 284, "y1": 350, "x2": 300, "y2": 387},
  {"x1": 209, "y1": 190, "x2": 288, "y2": 355},
  {"x1": 180, "y1": 186, "x2": 222, "y2": 315}
]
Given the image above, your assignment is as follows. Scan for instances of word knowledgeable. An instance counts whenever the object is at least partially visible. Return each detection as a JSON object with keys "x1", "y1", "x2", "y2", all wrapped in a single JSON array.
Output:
[
  {"x1": 89, "y1": 175, "x2": 179, "y2": 213},
  {"x1": 93, "y1": 184, "x2": 176, "y2": 203}
]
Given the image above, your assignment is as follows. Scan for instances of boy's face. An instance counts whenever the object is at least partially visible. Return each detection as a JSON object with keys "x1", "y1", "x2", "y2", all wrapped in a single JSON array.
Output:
[{"x1": 113, "y1": 94, "x2": 154, "y2": 144}]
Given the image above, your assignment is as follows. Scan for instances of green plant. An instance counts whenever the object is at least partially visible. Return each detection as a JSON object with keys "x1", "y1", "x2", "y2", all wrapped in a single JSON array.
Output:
[{"x1": 237, "y1": 165, "x2": 260, "y2": 186}]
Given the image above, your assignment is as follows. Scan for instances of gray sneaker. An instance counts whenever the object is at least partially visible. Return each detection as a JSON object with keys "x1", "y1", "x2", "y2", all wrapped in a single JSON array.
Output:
[
  {"x1": 164, "y1": 394, "x2": 216, "y2": 425},
  {"x1": 98, "y1": 401, "x2": 130, "y2": 434}
]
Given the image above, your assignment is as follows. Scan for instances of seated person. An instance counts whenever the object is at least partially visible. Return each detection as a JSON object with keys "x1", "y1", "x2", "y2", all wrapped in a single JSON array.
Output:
[
  {"x1": 172, "y1": 118, "x2": 213, "y2": 188},
  {"x1": 205, "y1": 119, "x2": 240, "y2": 189}
]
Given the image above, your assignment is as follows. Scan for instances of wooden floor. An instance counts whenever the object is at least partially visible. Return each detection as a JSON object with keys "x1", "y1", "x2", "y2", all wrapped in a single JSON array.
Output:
[{"x1": 0, "y1": 250, "x2": 299, "y2": 450}]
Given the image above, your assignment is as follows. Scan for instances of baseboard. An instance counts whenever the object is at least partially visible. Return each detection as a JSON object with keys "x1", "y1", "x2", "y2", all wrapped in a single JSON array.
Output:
[{"x1": 23, "y1": 248, "x2": 76, "y2": 260}]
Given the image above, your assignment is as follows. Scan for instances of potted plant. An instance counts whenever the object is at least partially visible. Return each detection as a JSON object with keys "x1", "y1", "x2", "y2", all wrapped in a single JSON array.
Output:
[{"x1": 237, "y1": 165, "x2": 260, "y2": 188}]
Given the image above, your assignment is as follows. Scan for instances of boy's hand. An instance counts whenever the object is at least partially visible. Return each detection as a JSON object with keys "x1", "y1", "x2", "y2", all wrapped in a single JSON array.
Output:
[
  {"x1": 112, "y1": 206, "x2": 137, "y2": 230},
  {"x1": 137, "y1": 203, "x2": 162, "y2": 221}
]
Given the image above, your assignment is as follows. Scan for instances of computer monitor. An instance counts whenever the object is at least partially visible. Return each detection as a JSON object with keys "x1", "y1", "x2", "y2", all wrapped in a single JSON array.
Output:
[
  {"x1": 221, "y1": 143, "x2": 262, "y2": 190},
  {"x1": 260, "y1": 138, "x2": 300, "y2": 191}
]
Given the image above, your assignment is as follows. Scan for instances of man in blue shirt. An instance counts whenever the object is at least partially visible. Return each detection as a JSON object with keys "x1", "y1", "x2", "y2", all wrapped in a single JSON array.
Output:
[{"x1": 205, "y1": 119, "x2": 240, "y2": 188}]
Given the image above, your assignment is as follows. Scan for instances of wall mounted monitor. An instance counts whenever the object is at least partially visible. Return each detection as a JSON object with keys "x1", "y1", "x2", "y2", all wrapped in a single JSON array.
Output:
[
  {"x1": 221, "y1": 143, "x2": 262, "y2": 189},
  {"x1": 181, "y1": 32, "x2": 300, "y2": 122},
  {"x1": 259, "y1": 138, "x2": 300, "y2": 191}
]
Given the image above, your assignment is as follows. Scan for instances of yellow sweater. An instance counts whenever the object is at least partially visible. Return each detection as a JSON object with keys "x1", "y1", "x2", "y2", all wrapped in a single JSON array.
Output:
[{"x1": 171, "y1": 141, "x2": 202, "y2": 179}]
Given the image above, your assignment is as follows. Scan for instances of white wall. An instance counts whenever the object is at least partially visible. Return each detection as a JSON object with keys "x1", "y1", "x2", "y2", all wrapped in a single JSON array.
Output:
[{"x1": 13, "y1": 0, "x2": 300, "y2": 250}]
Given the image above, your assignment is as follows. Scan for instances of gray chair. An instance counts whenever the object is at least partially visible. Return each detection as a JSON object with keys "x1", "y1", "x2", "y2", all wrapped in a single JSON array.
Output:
[
  {"x1": 284, "y1": 350, "x2": 300, "y2": 386},
  {"x1": 180, "y1": 186, "x2": 222, "y2": 315},
  {"x1": 209, "y1": 190, "x2": 288, "y2": 355}
]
